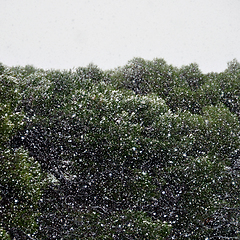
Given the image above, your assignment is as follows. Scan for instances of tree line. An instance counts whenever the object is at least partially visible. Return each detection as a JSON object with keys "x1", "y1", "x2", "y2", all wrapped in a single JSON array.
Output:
[{"x1": 0, "y1": 58, "x2": 239, "y2": 239}]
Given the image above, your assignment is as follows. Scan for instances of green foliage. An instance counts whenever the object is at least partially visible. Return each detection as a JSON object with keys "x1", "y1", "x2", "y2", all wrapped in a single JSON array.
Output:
[
  {"x1": 0, "y1": 62, "x2": 5, "y2": 75},
  {"x1": 178, "y1": 63, "x2": 205, "y2": 90},
  {"x1": 167, "y1": 86, "x2": 201, "y2": 113},
  {"x1": 0, "y1": 227, "x2": 10, "y2": 240},
  {"x1": 0, "y1": 69, "x2": 43, "y2": 238},
  {"x1": 0, "y1": 148, "x2": 43, "y2": 235},
  {"x1": 75, "y1": 63, "x2": 104, "y2": 84},
  {"x1": 110, "y1": 57, "x2": 178, "y2": 97},
  {"x1": 197, "y1": 74, "x2": 222, "y2": 107},
  {"x1": 0, "y1": 71, "x2": 24, "y2": 145},
  {"x1": 77, "y1": 210, "x2": 171, "y2": 239},
  {"x1": 10, "y1": 65, "x2": 37, "y2": 78},
  {"x1": 226, "y1": 58, "x2": 240, "y2": 74},
  {"x1": 1, "y1": 58, "x2": 240, "y2": 239}
]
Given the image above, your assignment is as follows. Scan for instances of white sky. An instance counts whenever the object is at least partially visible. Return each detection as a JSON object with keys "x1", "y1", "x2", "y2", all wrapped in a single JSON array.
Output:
[{"x1": 1, "y1": 0, "x2": 240, "y2": 73}]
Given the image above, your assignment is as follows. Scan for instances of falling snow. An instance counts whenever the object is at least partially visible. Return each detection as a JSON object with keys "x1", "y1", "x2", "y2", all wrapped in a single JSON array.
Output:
[{"x1": 0, "y1": 59, "x2": 240, "y2": 239}]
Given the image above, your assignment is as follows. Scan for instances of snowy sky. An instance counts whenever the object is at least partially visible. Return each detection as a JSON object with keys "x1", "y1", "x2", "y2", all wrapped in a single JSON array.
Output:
[{"x1": 1, "y1": 0, "x2": 240, "y2": 73}]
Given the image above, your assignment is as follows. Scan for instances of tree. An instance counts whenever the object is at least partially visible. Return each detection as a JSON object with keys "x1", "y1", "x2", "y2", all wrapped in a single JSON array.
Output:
[
  {"x1": 2, "y1": 59, "x2": 240, "y2": 239},
  {"x1": 13, "y1": 71, "x2": 172, "y2": 239},
  {"x1": 178, "y1": 63, "x2": 205, "y2": 90},
  {"x1": 0, "y1": 70, "x2": 43, "y2": 239}
]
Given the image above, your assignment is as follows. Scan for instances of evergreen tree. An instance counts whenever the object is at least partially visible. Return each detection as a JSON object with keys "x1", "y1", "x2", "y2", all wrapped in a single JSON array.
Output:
[
  {"x1": 0, "y1": 69, "x2": 43, "y2": 239},
  {"x1": 1, "y1": 58, "x2": 239, "y2": 239}
]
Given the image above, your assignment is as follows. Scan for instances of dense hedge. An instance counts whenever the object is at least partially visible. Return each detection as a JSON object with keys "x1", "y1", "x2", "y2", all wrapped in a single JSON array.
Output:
[{"x1": 0, "y1": 58, "x2": 239, "y2": 239}]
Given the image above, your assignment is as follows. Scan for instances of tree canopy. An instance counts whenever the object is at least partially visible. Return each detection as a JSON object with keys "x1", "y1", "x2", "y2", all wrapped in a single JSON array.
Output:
[{"x1": 0, "y1": 59, "x2": 239, "y2": 239}]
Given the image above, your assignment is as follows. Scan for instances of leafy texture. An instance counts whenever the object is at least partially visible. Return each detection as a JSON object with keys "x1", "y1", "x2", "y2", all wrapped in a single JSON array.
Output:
[{"x1": 0, "y1": 59, "x2": 239, "y2": 239}]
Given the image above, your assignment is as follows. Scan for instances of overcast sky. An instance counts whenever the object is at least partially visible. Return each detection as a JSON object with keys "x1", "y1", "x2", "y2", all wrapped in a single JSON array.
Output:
[{"x1": 1, "y1": 0, "x2": 240, "y2": 73}]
